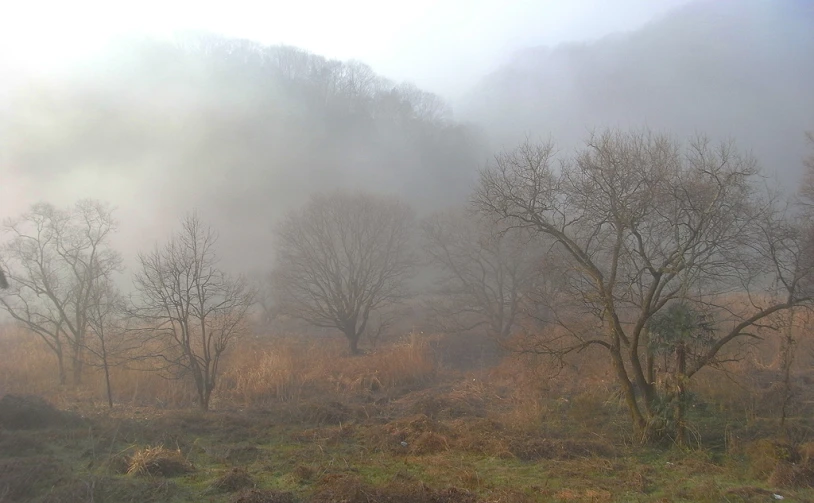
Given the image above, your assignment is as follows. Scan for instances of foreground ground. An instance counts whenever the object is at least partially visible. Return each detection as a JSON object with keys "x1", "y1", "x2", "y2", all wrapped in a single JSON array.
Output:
[
  {"x1": 2, "y1": 378, "x2": 814, "y2": 503},
  {"x1": 2, "y1": 331, "x2": 814, "y2": 502}
]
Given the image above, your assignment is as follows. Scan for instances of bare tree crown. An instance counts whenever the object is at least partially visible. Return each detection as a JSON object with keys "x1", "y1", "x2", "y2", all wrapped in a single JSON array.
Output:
[
  {"x1": 131, "y1": 212, "x2": 254, "y2": 410},
  {"x1": 475, "y1": 129, "x2": 813, "y2": 439},
  {"x1": 271, "y1": 191, "x2": 415, "y2": 353}
]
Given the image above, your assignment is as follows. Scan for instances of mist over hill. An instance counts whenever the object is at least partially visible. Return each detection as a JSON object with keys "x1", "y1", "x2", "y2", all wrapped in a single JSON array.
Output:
[
  {"x1": 2, "y1": 0, "x2": 813, "y2": 274},
  {"x1": 461, "y1": 0, "x2": 814, "y2": 185},
  {"x1": 0, "y1": 35, "x2": 486, "y2": 271}
]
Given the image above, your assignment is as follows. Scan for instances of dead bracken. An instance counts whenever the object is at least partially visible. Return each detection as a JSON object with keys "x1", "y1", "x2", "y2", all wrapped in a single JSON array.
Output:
[{"x1": 126, "y1": 445, "x2": 193, "y2": 477}]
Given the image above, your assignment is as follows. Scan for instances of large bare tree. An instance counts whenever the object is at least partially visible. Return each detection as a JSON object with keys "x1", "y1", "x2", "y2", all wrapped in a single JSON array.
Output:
[
  {"x1": 475, "y1": 130, "x2": 814, "y2": 442},
  {"x1": 0, "y1": 200, "x2": 121, "y2": 385},
  {"x1": 131, "y1": 213, "x2": 254, "y2": 411},
  {"x1": 421, "y1": 208, "x2": 549, "y2": 340},
  {"x1": 271, "y1": 191, "x2": 415, "y2": 354}
]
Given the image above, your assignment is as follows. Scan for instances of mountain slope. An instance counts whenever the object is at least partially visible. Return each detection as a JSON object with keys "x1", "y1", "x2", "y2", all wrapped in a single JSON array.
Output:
[
  {"x1": 462, "y1": 0, "x2": 814, "y2": 184},
  {"x1": 0, "y1": 34, "x2": 486, "y2": 270}
]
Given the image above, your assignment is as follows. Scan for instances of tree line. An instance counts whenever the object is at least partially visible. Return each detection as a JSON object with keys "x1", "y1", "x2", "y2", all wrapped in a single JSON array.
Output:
[{"x1": 2, "y1": 128, "x2": 813, "y2": 445}]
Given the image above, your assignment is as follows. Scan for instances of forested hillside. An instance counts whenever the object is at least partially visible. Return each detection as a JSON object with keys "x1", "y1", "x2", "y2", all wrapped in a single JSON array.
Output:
[
  {"x1": 462, "y1": 0, "x2": 814, "y2": 184},
  {"x1": 0, "y1": 34, "x2": 485, "y2": 269}
]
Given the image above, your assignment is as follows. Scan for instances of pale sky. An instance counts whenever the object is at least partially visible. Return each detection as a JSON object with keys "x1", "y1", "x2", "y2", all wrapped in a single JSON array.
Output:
[{"x1": 0, "y1": 0, "x2": 692, "y2": 99}]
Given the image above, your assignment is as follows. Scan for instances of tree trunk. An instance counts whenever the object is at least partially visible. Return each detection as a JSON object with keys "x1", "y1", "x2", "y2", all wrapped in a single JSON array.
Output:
[
  {"x1": 780, "y1": 308, "x2": 796, "y2": 429},
  {"x1": 675, "y1": 344, "x2": 687, "y2": 447},
  {"x1": 610, "y1": 347, "x2": 647, "y2": 438},
  {"x1": 56, "y1": 351, "x2": 67, "y2": 386},
  {"x1": 103, "y1": 360, "x2": 114, "y2": 409},
  {"x1": 191, "y1": 366, "x2": 210, "y2": 411},
  {"x1": 345, "y1": 328, "x2": 361, "y2": 355},
  {"x1": 199, "y1": 384, "x2": 211, "y2": 411},
  {"x1": 72, "y1": 344, "x2": 84, "y2": 386}
]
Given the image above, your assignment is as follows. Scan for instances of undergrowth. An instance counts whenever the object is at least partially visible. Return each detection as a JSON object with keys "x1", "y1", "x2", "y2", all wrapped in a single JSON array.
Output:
[{"x1": 1, "y1": 325, "x2": 814, "y2": 501}]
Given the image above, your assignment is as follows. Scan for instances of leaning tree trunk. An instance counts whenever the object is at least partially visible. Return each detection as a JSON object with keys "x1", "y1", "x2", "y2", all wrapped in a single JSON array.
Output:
[{"x1": 610, "y1": 346, "x2": 648, "y2": 440}]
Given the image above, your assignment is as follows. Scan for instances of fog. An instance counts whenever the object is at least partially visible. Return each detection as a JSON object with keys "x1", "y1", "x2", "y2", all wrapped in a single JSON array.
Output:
[
  {"x1": 1, "y1": 0, "x2": 812, "y2": 274},
  {"x1": 462, "y1": 0, "x2": 814, "y2": 184}
]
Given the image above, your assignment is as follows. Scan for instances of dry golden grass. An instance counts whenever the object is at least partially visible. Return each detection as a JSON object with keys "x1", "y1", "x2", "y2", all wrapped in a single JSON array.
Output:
[
  {"x1": 0, "y1": 326, "x2": 57, "y2": 395},
  {"x1": 0, "y1": 326, "x2": 437, "y2": 410},
  {"x1": 218, "y1": 331, "x2": 436, "y2": 406},
  {"x1": 126, "y1": 445, "x2": 193, "y2": 477}
]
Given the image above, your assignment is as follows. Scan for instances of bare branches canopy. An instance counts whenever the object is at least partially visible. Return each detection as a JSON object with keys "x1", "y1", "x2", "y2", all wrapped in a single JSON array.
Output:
[
  {"x1": 421, "y1": 209, "x2": 550, "y2": 340},
  {"x1": 0, "y1": 200, "x2": 122, "y2": 385},
  {"x1": 131, "y1": 213, "x2": 255, "y2": 411},
  {"x1": 475, "y1": 129, "x2": 814, "y2": 440},
  {"x1": 271, "y1": 191, "x2": 415, "y2": 354}
]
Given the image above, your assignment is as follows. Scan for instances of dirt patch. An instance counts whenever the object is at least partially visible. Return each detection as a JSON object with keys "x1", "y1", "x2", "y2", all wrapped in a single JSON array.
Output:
[
  {"x1": 0, "y1": 394, "x2": 83, "y2": 430},
  {"x1": 0, "y1": 456, "x2": 62, "y2": 502},
  {"x1": 208, "y1": 466, "x2": 255, "y2": 494},
  {"x1": 230, "y1": 488, "x2": 297, "y2": 503},
  {"x1": 127, "y1": 445, "x2": 194, "y2": 477}
]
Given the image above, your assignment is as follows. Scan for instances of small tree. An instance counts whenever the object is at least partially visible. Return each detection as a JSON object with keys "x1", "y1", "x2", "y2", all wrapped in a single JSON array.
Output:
[
  {"x1": 131, "y1": 213, "x2": 254, "y2": 411},
  {"x1": 271, "y1": 191, "x2": 415, "y2": 354},
  {"x1": 421, "y1": 208, "x2": 549, "y2": 340},
  {"x1": 0, "y1": 200, "x2": 121, "y2": 385},
  {"x1": 647, "y1": 302, "x2": 715, "y2": 445},
  {"x1": 85, "y1": 278, "x2": 129, "y2": 409}
]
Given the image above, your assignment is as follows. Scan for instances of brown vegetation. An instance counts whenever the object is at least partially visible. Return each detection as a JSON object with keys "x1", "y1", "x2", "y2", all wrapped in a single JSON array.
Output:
[
  {"x1": 126, "y1": 445, "x2": 194, "y2": 477},
  {"x1": 1, "y1": 315, "x2": 814, "y2": 501}
]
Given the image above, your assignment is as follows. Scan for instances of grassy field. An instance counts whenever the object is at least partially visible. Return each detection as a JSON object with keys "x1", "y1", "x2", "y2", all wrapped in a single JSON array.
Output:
[{"x1": 1, "y1": 330, "x2": 814, "y2": 503}]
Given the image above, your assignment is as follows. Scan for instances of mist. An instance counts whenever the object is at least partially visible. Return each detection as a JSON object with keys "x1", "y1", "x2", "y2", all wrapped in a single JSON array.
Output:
[
  {"x1": 462, "y1": 0, "x2": 814, "y2": 185},
  {"x1": 1, "y1": 0, "x2": 812, "y2": 275}
]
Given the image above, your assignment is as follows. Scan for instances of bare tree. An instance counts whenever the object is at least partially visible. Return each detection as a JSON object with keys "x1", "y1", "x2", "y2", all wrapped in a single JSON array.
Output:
[
  {"x1": 0, "y1": 267, "x2": 7, "y2": 289},
  {"x1": 421, "y1": 208, "x2": 549, "y2": 340},
  {"x1": 84, "y1": 278, "x2": 131, "y2": 409},
  {"x1": 475, "y1": 130, "x2": 814, "y2": 442},
  {"x1": 131, "y1": 213, "x2": 254, "y2": 411},
  {"x1": 0, "y1": 200, "x2": 121, "y2": 385},
  {"x1": 271, "y1": 191, "x2": 415, "y2": 354}
]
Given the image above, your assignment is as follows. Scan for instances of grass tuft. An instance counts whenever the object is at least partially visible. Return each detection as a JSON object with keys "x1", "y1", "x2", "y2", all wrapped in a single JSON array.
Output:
[{"x1": 126, "y1": 445, "x2": 193, "y2": 477}]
